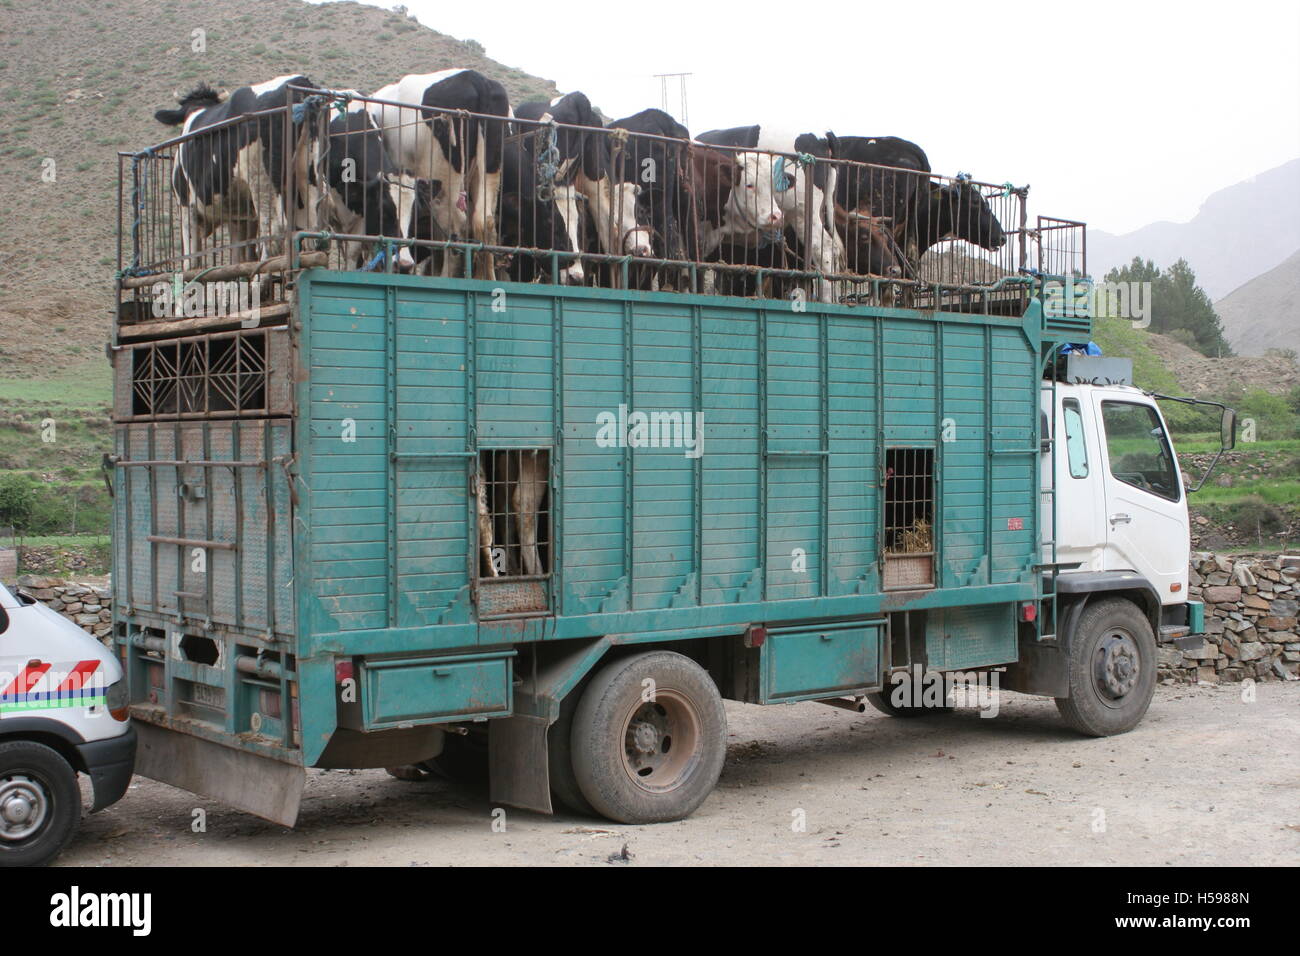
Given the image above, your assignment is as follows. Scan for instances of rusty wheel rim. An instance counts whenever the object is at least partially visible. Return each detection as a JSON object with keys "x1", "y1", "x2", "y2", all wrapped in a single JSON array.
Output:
[{"x1": 618, "y1": 689, "x2": 702, "y2": 793}]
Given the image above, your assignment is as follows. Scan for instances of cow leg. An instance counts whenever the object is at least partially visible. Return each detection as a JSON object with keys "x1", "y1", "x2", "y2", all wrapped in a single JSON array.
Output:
[
  {"x1": 468, "y1": 123, "x2": 500, "y2": 280},
  {"x1": 511, "y1": 451, "x2": 548, "y2": 577},
  {"x1": 476, "y1": 463, "x2": 498, "y2": 578},
  {"x1": 227, "y1": 215, "x2": 259, "y2": 272},
  {"x1": 177, "y1": 204, "x2": 209, "y2": 269},
  {"x1": 262, "y1": 199, "x2": 288, "y2": 262},
  {"x1": 473, "y1": 167, "x2": 501, "y2": 280}
]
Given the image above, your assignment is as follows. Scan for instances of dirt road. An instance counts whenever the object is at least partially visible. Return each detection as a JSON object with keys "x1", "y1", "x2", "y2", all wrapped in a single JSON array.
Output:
[{"x1": 59, "y1": 683, "x2": 1300, "y2": 866}]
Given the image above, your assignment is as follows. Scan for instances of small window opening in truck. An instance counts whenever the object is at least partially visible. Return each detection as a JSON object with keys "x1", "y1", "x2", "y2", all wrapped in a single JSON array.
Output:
[
  {"x1": 1062, "y1": 398, "x2": 1089, "y2": 478},
  {"x1": 882, "y1": 447, "x2": 935, "y2": 589},
  {"x1": 130, "y1": 332, "x2": 267, "y2": 416},
  {"x1": 476, "y1": 449, "x2": 551, "y2": 579},
  {"x1": 1100, "y1": 401, "x2": 1180, "y2": 502}
]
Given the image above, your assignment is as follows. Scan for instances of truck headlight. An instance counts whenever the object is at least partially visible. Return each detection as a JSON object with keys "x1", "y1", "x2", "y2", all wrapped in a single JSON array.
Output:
[{"x1": 106, "y1": 679, "x2": 130, "y2": 722}]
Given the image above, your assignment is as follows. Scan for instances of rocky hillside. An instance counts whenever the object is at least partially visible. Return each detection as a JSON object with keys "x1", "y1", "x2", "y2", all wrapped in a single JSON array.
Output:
[
  {"x1": 1145, "y1": 329, "x2": 1300, "y2": 397},
  {"x1": 0, "y1": 0, "x2": 558, "y2": 356},
  {"x1": 1215, "y1": 249, "x2": 1300, "y2": 358}
]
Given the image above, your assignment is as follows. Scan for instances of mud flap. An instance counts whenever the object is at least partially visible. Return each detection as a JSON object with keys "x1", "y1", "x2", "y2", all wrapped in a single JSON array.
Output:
[
  {"x1": 135, "y1": 722, "x2": 305, "y2": 827},
  {"x1": 488, "y1": 714, "x2": 552, "y2": 814},
  {"x1": 1001, "y1": 640, "x2": 1069, "y2": 698}
]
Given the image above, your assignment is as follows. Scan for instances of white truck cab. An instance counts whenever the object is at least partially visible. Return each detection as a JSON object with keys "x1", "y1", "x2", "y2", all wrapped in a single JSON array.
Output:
[
  {"x1": 1003, "y1": 353, "x2": 1232, "y2": 735},
  {"x1": 1048, "y1": 380, "x2": 1191, "y2": 602},
  {"x1": 0, "y1": 580, "x2": 135, "y2": 866}
]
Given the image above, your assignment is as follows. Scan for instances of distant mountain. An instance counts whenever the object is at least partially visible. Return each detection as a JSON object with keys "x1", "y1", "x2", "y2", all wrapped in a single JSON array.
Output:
[
  {"x1": 1088, "y1": 159, "x2": 1300, "y2": 300},
  {"x1": 1215, "y1": 249, "x2": 1300, "y2": 357}
]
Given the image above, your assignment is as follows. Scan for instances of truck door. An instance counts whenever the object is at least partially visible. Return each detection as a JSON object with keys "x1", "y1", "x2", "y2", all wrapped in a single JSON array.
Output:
[{"x1": 1092, "y1": 395, "x2": 1188, "y2": 597}]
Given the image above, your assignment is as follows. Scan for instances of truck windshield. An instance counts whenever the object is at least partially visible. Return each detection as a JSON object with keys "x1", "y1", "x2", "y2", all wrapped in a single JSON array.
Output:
[{"x1": 1100, "y1": 401, "x2": 1180, "y2": 502}]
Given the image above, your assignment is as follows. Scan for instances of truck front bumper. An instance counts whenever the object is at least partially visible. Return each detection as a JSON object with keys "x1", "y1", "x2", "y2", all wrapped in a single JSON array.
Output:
[{"x1": 76, "y1": 725, "x2": 137, "y2": 812}]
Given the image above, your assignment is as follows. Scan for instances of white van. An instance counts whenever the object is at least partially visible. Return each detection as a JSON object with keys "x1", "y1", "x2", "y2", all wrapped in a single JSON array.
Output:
[{"x1": 0, "y1": 581, "x2": 135, "y2": 866}]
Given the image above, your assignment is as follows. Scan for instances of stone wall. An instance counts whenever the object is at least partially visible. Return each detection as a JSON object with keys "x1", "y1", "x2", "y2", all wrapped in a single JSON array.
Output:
[
  {"x1": 1162, "y1": 553, "x2": 1300, "y2": 684},
  {"x1": 15, "y1": 556, "x2": 1300, "y2": 684},
  {"x1": 16, "y1": 575, "x2": 113, "y2": 640}
]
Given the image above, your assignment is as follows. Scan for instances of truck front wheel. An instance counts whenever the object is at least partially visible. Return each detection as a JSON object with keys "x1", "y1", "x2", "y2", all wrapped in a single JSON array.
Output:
[
  {"x1": 0, "y1": 740, "x2": 82, "y2": 867},
  {"x1": 571, "y1": 651, "x2": 726, "y2": 824},
  {"x1": 1055, "y1": 598, "x2": 1157, "y2": 737}
]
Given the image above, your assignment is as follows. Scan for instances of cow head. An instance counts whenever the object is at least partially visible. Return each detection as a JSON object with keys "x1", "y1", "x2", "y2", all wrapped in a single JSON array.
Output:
[
  {"x1": 550, "y1": 184, "x2": 586, "y2": 285},
  {"x1": 612, "y1": 181, "x2": 654, "y2": 258},
  {"x1": 154, "y1": 83, "x2": 225, "y2": 126},
  {"x1": 728, "y1": 152, "x2": 787, "y2": 233},
  {"x1": 840, "y1": 209, "x2": 905, "y2": 279},
  {"x1": 578, "y1": 173, "x2": 653, "y2": 259},
  {"x1": 938, "y1": 180, "x2": 1006, "y2": 250}
]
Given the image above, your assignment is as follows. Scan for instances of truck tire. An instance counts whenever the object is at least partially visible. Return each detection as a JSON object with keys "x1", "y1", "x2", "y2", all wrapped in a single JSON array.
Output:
[
  {"x1": 571, "y1": 651, "x2": 726, "y2": 824},
  {"x1": 1055, "y1": 598, "x2": 1157, "y2": 737},
  {"x1": 0, "y1": 740, "x2": 82, "y2": 867},
  {"x1": 548, "y1": 687, "x2": 595, "y2": 816},
  {"x1": 865, "y1": 684, "x2": 954, "y2": 718},
  {"x1": 384, "y1": 764, "x2": 435, "y2": 782},
  {"x1": 428, "y1": 730, "x2": 490, "y2": 788}
]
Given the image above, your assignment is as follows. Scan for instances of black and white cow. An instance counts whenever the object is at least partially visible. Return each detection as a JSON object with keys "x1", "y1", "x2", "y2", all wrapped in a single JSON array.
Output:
[
  {"x1": 154, "y1": 74, "x2": 323, "y2": 264},
  {"x1": 498, "y1": 138, "x2": 584, "y2": 285},
  {"x1": 368, "y1": 70, "x2": 510, "y2": 278},
  {"x1": 695, "y1": 125, "x2": 844, "y2": 301},
  {"x1": 830, "y1": 135, "x2": 931, "y2": 276},
  {"x1": 514, "y1": 92, "x2": 653, "y2": 268},
  {"x1": 608, "y1": 108, "x2": 693, "y2": 271},
  {"x1": 321, "y1": 93, "x2": 427, "y2": 272}
]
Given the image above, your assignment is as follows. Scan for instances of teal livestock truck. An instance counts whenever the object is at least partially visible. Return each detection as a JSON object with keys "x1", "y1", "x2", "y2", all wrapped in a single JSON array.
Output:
[{"x1": 109, "y1": 89, "x2": 1233, "y2": 825}]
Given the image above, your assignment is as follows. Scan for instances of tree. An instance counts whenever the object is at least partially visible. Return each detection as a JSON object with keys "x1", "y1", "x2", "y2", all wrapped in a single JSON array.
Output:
[
  {"x1": 1103, "y1": 256, "x2": 1232, "y2": 357},
  {"x1": 0, "y1": 473, "x2": 35, "y2": 535}
]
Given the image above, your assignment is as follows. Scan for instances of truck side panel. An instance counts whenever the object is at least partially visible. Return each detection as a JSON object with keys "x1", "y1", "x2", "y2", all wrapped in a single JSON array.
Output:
[{"x1": 297, "y1": 275, "x2": 1041, "y2": 651}]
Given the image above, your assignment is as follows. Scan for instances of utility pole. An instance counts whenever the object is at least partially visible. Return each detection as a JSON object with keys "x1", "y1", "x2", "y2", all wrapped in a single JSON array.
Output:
[{"x1": 652, "y1": 72, "x2": 692, "y2": 127}]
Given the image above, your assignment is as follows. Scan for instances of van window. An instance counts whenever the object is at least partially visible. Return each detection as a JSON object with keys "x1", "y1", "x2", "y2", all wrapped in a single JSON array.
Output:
[
  {"x1": 1062, "y1": 399, "x2": 1088, "y2": 478},
  {"x1": 1101, "y1": 401, "x2": 1180, "y2": 502}
]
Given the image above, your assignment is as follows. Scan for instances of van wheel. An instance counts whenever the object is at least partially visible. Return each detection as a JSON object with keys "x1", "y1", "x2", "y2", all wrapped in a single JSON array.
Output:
[
  {"x1": 0, "y1": 741, "x2": 81, "y2": 867},
  {"x1": 1055, "y1": 598, "x2": 1157, "y2": 737},
  {"x1": 571, "y1": 651, "x2": 726, "y2": 824}
]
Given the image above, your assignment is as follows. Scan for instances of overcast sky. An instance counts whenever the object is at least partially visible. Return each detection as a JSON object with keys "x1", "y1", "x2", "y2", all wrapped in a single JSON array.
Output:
[{"x1": 328, "y1": 0, "x2": 1300, "y2": 235}]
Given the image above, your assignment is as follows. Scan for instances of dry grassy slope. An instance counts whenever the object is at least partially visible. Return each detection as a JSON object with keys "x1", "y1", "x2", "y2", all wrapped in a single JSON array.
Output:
[
  {"x1": 0, "y1": 0, "x2": 559, "y2": 376},
  {"x1": 1144, "y1": 329, "x2": 1300, "y2": 397}
]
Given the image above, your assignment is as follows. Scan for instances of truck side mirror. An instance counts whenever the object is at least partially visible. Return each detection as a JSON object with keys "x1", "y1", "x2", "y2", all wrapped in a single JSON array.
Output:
[{"x1": 1221, "y1": 408, "x2": 1237, "y2": 451}]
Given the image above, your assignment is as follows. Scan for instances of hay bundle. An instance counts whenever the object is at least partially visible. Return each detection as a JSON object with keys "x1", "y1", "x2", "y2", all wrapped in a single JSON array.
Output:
[{"x1": 897, "y1": 518, "x2": 932, "y2": 553}]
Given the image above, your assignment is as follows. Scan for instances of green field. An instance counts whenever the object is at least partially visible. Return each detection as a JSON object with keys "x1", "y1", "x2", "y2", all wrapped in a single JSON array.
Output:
[{"x1": 0, "y1": 364, "x2": 112, "y2": 407}]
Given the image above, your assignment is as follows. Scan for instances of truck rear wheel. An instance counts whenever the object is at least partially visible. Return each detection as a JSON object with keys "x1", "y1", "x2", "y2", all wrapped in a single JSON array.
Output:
[
  {"x1": 548, "y1": 686, "x2": 595, "y2": 816},
  {"x1": 1055, "y1": 598, "x2": 1157, "y2": 737},
  {"x1": 0, "y1": 741, "x2": 82, "y2": 867},
  {"x1": 571, "y1": 651, "x2": 726, "y2": 824}
]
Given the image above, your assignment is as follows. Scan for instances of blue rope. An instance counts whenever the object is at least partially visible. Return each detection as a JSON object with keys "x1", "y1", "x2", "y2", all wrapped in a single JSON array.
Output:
[
  {"x1": 772, "y1": 156, "x2": 792, "y2": 192},
  {"x1": 291, "y1": 94, "x2": 329, "y2": 124},
  {"x1": 116, "y1": 147, "x2": 159, "y2": 280},
  {"x1": 361, "y1": 248, "x2": 387, "y2": 272},
  {"x1": 536, "y1": 121, "x2": 560, "y2": 202}
]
